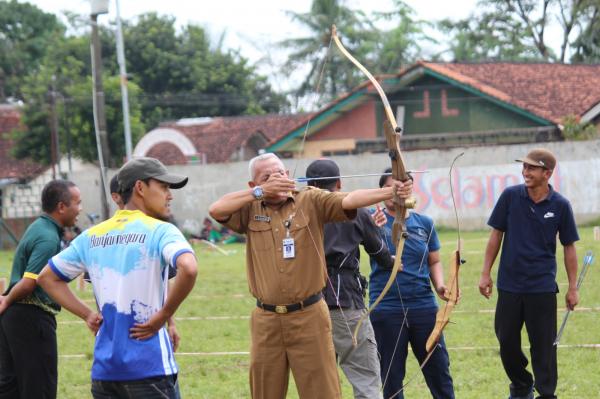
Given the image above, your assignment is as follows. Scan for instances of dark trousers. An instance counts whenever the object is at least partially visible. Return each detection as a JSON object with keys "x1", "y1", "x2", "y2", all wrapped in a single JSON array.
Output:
[
  {"x1": 91, "y1": 375, "x2": 180, "y2": 399},
  {"x1": 371, "y1": 307, "x2": 454, "y2": 399},
  {"x1": 495, "y1": 290, "x2": 557, "y2": 399},
  {"x1": 0, "y1": 303, "x2": 57, "y2": 399}
]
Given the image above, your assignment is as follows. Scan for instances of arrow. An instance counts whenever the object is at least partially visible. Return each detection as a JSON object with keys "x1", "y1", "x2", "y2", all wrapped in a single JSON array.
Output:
[
  {"x1": 295, "y1": 171, "x2": 426, "y2": 183},
  {"x1": 554, "y1": 250, "x2": 594, "y2": 346}
]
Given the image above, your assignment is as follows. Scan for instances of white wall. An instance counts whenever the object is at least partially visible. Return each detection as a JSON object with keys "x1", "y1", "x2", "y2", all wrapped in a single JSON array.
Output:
[
  {"x1": 2, "y1": 158, "x2": 91, "y2": 219},
  {"x1": 62, "y1": 139, "x2": 600, "y2": 232}
]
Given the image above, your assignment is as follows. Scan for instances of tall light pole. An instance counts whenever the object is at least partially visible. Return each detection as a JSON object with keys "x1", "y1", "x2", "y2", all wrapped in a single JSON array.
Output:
[
  {"x1": 48, "y1": 75, "x2": 60, "y2": 179},
  {"x1": 115, "y1": 0, "x2": 133, "y2": 161},
  {"x1": 90, "y1": 0, "x2": 111, "y2": 220}
]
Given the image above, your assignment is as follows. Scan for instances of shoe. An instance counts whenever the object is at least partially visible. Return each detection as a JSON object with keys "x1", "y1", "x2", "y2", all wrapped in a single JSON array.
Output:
[{"x1": 508, "y1": 389, "x2": 534, "y2": 399}]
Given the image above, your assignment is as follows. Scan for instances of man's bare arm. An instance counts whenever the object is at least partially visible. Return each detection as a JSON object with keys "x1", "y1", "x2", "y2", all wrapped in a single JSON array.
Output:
[
  {"x1": 428, "y1": 251, "x2": 448, "y2": 300},
  {"x1": 209, "y1": 175, "x2": 296, "y2": 221},
  {"x1": 341, "y1": 180, "x2": 412, "y2": 210},
  {"x1": 479, "y1": 228, "x2": 503, "y2": 299},
  {"x1": 563, "y1": 243, "x2": 579, "y2": 310},
  {"x1": 37, "y1": 266, "x2": 102, "y2": 333},
  {"x1": 209, "y1": 189, "x2": 256, "y2": 221}
]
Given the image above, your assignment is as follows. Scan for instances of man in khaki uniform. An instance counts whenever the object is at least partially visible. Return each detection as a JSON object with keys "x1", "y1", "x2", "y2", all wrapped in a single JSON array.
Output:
[{"x1": 209, "y1": 153, "x2": 412, "y2": 399}]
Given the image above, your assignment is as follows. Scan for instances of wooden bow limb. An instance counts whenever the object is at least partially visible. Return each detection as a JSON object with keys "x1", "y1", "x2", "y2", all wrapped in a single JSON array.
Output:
[
  {"x1": 426, "y1": 249, "x2": 461, "y2": 352},
  {"x1": 425, "y1": 152, "x2": 465, "y2": 352},
  {"x1": 387, "y1": 152, "x2": 465, "y2": 399},
  {"x1": 331, "y1": 25, "x2": 415, "y2": 345}
]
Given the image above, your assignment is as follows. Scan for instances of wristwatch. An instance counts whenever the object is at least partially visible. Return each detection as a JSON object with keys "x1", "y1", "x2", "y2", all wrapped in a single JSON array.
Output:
[{"x1": 252, "y1": 186, "x2": 264, "y2": 201}]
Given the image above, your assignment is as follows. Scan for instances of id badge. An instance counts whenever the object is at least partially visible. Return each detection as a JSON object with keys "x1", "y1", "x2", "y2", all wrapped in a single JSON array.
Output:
[{"x1": 282, "y1": 238, "x2": 295, "y2": 259}]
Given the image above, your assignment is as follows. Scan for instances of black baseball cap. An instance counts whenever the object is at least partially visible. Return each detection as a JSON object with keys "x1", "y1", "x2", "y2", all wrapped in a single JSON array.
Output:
[
  {"x1": 304, "y1": 159, "x2": 340, "y2": 187},
  {"x1": 117, "y1": 157, "x2": 188, "y2": 191}
]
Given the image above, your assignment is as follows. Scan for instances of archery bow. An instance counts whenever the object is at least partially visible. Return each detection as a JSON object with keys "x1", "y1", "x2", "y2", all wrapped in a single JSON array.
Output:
[
  {"x1": 387, "y1": 152, "x2": 465, "y2": 399},
  {"x1": 425, "y1": 152, "x2": 465, "y2": 352},
  {"x1": 330, "y1": 25, "x2": 416, "y2": 344}
]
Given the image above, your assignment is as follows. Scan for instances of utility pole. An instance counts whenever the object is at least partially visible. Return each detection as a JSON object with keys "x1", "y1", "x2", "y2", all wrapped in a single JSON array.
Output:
[
  {"x1": 49, "y1": 75, "x2": 61, "y2": 179},
  {"x1": 90, "y1": 0, "x2": 111, "y2": 220},
  {"x1": 115, "y1": 0, "x2": 133, "y2": 161}
]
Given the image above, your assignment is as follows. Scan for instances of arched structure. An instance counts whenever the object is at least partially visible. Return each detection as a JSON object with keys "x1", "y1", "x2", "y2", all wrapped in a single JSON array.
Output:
[{"x1": 133, "y1": 128, "x2": 198, "y2": 161}]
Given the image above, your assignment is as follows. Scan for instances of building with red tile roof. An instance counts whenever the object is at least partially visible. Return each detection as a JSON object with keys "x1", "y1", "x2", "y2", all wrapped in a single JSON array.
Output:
[
  {"x1": 267, "y1": 62, "x2": 600, "y2": 156},
  {"x1": 421, "y1": 62, "x2": 600, "y2": 125},
  {"x1": 133, "y1": 113, "x2": 313, "y2": 165}
]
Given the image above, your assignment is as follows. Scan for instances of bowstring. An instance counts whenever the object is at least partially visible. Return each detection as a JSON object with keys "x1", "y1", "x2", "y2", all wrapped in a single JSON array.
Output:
[
  {"x1": 298, "y1": 207, "x2": 354, "y2": 341},
  {"x1": 381, "y1": 210, "x2": 435, "y2": 393},
  {"x1": 376, "y1": 207, "x2": 409, "y2": 392},
  {"x1": 433, "y1": 152, "x2": 464, "y2": 339},
  {"x1": 387, "y1": 345, "x2": 439, "y2": 399},
  {"x1": 290, "y1": 33, "x2": 334, "y2": 179},
  {"x1": 450, "y1": 153, "x2": 464, "y2": 256},
  {"x1": 386, "y1": 152, "x2": 464, "y2": 397},
  {"x1": 288, "y1": 32, "x2": 355, "y2": 344}
]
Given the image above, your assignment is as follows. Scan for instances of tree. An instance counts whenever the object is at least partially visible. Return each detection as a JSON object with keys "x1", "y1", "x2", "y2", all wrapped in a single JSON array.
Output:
[
  {"x1": 63, "y1": 76, "x2": 145, "y2": 164},
  {"x1": 439, "y1": 0, "x2": 600, "y2": 63},
  {"x1": 121, "y1": 13, "x2": 288, "y2": 127},
  {"x1": 281, "y1": 0, "x2": 376, "y2": 105},
  {"x1": 0, "y1": 0, "x2": 64, "y2": 100},
  {"x1": 438, "y1": 10, "x2": 542, "y2": 61},
  {"x1": 370, "y1": 0, "x2": 433, "y2": 73},
  {"x1": 561, "y1": 114, "x2": 598, "y2": 140},
  {"x1": 570, "y1": 0, "x2": 600, "y2": 62},
  {"x1": 9, "y1": 11, "x2": 287, "y2": 165},
  {"x1": 12, "y1": 35, "x2": 145, "y2": 166}
]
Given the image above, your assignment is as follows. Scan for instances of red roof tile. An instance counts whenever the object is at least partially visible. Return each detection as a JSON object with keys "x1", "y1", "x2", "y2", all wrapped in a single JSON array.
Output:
[
  {"x1": 157, "y1": 113, "x2": 313, "y2": 164},
  {"x1": 146, "y1": 141, "x2": 188, "y2": 166},
  {"x1": 418, "y1": 62, "x2": 600, "y2": 124},
  {"x1": 0, "y1": 105, "x2": 45, "y2": 181}
]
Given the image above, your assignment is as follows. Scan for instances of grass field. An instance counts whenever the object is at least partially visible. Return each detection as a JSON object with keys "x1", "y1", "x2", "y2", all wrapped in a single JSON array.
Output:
[{"x1": 1, "y1": 226, "x2": 599, "y2": 398}]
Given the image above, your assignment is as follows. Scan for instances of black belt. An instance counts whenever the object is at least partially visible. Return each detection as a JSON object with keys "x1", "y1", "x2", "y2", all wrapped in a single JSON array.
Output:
[{"x1": 257, "y1": 293, "x2": 322, "y2": 314}]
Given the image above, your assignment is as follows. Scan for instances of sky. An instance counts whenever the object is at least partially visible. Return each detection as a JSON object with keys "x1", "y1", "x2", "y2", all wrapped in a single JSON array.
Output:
[{"x1": 25, "y1": 0, "x2": 481, "y2": 94}]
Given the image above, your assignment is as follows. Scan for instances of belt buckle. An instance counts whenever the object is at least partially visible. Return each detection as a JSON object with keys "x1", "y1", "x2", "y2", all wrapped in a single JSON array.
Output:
[{"x1": 275, "y1": 305, "x2": 288, "y2": 314}]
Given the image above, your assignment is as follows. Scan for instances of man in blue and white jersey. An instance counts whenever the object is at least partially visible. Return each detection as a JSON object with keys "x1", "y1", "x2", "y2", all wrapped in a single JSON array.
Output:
[{"x1": 38, "y1": 157, "x2": 198, "y2": 398}]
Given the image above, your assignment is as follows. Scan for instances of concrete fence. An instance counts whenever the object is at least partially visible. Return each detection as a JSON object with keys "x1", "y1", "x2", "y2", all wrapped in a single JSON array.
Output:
[{"x1": 67, "y1": 139, "x2": 600, "y2": 233}]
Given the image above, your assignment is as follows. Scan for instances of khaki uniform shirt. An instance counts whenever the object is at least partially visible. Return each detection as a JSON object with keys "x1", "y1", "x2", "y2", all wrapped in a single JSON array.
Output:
[{"x1": 225, "y1": 187, "x2": 355, "y2": 305}]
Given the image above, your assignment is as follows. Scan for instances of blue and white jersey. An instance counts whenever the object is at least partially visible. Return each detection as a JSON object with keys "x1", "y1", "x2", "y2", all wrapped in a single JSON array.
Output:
[{"x1": 49, "y1": 209, "x2": 194, "y2": 381}]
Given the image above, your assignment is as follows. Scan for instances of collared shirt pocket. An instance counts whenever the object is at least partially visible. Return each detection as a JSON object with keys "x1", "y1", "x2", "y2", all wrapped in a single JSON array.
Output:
[
  {"x1": 248, "y1": 220, "x2": 275, "y2": 251},
  {"x1": 288, "y1": 216, "x2": 311, "y2": 249}
]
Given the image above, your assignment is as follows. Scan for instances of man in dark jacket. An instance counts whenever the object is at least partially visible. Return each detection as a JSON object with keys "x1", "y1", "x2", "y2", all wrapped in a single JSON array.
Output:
[{"x1": 305, "y1": 159, "x2": 396, "y2": 399}]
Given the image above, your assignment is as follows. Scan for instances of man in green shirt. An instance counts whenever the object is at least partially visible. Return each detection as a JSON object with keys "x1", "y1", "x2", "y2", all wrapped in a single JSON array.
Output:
[{"x1": 0, "y1": 180, "x2": 82, "y2": 399}]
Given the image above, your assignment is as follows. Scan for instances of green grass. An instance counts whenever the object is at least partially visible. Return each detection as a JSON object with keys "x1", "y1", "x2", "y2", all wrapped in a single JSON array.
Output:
[{"x1": 1, "y1": 227, "x2": 600, "y2": 398}]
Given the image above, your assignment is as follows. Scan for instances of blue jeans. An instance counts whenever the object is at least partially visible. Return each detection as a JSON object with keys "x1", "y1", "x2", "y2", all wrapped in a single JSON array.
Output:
[
  {"x1": 371, "y1": 307, "x2": 454, "y2": 399},
  {"x1": 91, "y1": 374, "x2": 180, "y2": 399}
]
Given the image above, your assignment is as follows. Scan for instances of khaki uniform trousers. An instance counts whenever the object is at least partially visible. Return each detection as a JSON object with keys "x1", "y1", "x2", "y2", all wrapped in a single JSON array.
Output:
[{"x1": 250, "y1": 299, "x2": 341, "y2": 399}]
